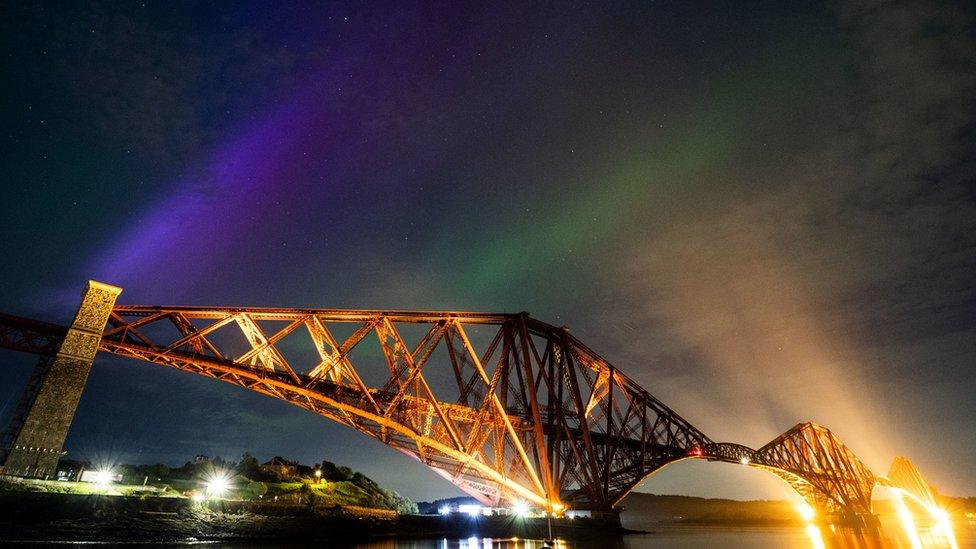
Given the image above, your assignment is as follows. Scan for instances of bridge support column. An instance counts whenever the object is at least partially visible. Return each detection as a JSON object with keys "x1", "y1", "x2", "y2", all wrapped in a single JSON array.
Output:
[{"x1": 0, "y1": 281, "x2": 120, "y2": 478}]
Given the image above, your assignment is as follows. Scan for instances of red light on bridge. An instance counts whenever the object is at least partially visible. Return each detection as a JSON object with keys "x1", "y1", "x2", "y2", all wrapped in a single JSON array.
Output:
[{"x1": 688, "y1": 447, "x2": 704, "y2": 457}]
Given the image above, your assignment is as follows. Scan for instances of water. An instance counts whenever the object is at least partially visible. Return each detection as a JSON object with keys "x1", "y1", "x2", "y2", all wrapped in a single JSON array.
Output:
[
  {"x1": 341, "y1": 519, "x2": 973, "y2": 548},
  {"x1": 237, "y1": 515, "x2": 974, "y2": 548},
  {"x1": 6, "y1": 513, "x2": 973, "y2": 547},
  {"x1": 25, "y1": 521, "x2": 967, "y2": 548}
]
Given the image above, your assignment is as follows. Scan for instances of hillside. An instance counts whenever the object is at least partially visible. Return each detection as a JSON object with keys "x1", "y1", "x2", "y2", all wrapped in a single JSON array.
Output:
[
  {"x1": 1, "y1": 454, "x2": 416, "y2": 514},
  {"x1": 619, "y1": 493, "x2": 801, "y2": 526},
  {"x1": 618, "y1": 492, "x2": 976, "y2": 527}
]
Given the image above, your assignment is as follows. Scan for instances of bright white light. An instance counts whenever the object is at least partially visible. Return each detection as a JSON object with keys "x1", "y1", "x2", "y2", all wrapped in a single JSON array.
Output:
[
  {"x1": 893, "y1": 492, "x2": 923, "y2": 549},
  {"x1": 512, "y1": 501, "x2": 529, "y2": 517},
  {"x1": 458, "y1": 504, "x2": 482, "y2": 517},
  {"x1": 438, "y1": 506, "x2": 451, "y2": 516},
  {"x1": 739, "y1": 456, "x2": 750, "y2": 465},
  {"x1": 94, "y1": 470, "x2": 114, "y2": 486},
  {"x1": 927, "y1": 505, "x2": 959, "y2": 549},
  {"x1": 204, "y1": 470, "x2": 231, "y2": 498},
  {"x1": 805, "y1": 523, "x2": 826, "y2": 549},
  {"x1": 796, "y1": 503, "x2": 815, "y2": 522}
]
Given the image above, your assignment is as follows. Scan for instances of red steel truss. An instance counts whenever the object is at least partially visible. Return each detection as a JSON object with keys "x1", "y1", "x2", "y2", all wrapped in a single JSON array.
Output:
[
  {"x1": 702, "y1": 425, "x2": 879, "y2": 518},
  {"x1": 879, "y1": 457, "x2": 938, "y2": 510},
  {"x1": 750, "y1": 423, "x2": 876, "y2": 517},
  {"x1": 0, "y1": 313, "x2": 67, "y2": 357},
  {"x1": 0, "y1": 302, "x2": 943, "y2": 518},
  {"x1": 99, "y1": 306, "x2": 711, "y2": 511}
]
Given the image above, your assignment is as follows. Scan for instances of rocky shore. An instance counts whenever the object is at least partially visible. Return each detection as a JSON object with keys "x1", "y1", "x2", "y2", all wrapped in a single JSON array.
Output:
[{"x1": 0, "y1": 492, "x2": 627, "y2": 544}]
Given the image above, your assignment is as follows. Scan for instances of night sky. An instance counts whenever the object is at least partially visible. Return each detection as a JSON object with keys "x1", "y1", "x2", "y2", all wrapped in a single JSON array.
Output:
[{"x1": 1, "y1": 1, "x2": 974, "y2": 502}]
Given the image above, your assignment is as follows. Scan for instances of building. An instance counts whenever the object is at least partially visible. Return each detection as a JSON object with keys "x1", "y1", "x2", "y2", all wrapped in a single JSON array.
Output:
[{"x1": 260, "y1": 456, "x2": 300, "y2": 477}]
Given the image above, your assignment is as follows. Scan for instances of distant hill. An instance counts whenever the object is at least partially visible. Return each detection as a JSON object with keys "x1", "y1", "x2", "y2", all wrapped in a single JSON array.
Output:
[
  {"x1": 618, "y1": 492, "x2": 976, "y2": 527},
  {"x1": 619, "y1": 493, "x2": 801, "y2": 527}
]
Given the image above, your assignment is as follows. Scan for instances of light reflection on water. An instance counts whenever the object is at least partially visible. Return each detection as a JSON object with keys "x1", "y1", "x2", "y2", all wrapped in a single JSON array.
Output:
[
  {"x1": 18, "y1": 524, "x2": 973, "y2": 548},
  {"x1": 16, "y1": 514, "x2": 974, "y2": 548},
  {"x1": 342, "y1": 517, "x2": 974, "y2": 549}
]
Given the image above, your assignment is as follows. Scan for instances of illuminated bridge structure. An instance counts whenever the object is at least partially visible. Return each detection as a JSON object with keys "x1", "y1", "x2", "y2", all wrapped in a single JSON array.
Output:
[{"x1": 0, "y1": 281, "x2": 944, "y2": 523}]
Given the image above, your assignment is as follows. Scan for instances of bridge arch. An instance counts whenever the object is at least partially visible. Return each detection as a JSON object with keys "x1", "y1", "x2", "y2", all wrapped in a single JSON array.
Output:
[
  {"x1": 745, "y1": 423, "x2": 876, "y2": 518},
  {"x1": 872, "y1": 457, "x2": 947, "y2": 525},
  {"x1": 0, "y1": 281, "x2": 947, "y2": 523},
  {"x1": 613, "y1": 428, "x2": 874, "y2": 522},
  {"x1": 617, "y1": 454, "x2": 807, "y2": 507},
  {"x1": 92, "y1": 301, "x2": 715, "y2": 512}
]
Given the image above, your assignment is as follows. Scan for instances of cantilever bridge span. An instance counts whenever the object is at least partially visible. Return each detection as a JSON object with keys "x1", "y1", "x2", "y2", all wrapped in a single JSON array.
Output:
[{"x1": 0, "y1": 281, "x2": 942, "y2": 522}]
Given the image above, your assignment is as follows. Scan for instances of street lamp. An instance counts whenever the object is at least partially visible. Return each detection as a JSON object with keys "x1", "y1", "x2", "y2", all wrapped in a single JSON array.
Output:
[
  {"x1": 314, "y1": 469, "x2": 322, "y2": 484},
  {"x1": 513, "y1": 501, "x2": 529, "y2": 517},
  {"x1": 204, "y1": 470, "x2": 231, "y2": 498},
  {"x1": 93, "y1": 469, "x2": 114, "y2": 487}
]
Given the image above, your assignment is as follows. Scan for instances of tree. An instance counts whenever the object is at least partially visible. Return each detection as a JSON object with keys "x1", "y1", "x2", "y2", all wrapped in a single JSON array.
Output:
[
  {"x1": 238, "y1": 452, "x2": 261, "y2": 479},
  {"x1": 351, "y1": 471, "x2": 380, "y2": 492},
  {"x1": 319, "y1": 460, "x2": 341, "y2": 480},
  {"x1": 394, "y1": 493, "x2": 419, "y2": 515}
]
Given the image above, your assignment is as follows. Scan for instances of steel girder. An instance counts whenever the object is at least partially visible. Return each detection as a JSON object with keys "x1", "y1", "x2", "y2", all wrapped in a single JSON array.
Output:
[
  {"x1": 749, "y1": 423, "x2": 876, "y2": 516},
  {"x1": 0, "y1": 313, "x2": 67, "y2": 357},
  {"x1": 0, "y1": 303, "x2": 942, "y2": 517},
  {"x1": 699, "y1": 426, "x2": 877, "y2": 517},
  {"x1": 877, "y1": 457, "x2": 938, "y2": 511},
  {"x1": 92, "y1": 306, "x2": 710, "y2": 510},
  {"x1": 701, "y1": 429, "x2": 941, "y2": 520}
]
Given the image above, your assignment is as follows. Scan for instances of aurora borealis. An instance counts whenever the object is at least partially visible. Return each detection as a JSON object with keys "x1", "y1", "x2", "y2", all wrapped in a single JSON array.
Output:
[{"x1": 1, "y1": 1, "x2": 974, "y2": 502}]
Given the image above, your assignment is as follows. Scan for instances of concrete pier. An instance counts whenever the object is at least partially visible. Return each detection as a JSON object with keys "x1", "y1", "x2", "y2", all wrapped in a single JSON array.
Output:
[{"x1": 0, "y1": 281, "x2": 121, "y2": 478}]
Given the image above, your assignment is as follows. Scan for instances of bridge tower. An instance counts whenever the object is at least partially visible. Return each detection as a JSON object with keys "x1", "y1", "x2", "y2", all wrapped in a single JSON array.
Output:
[{"x1": 0, "y1": 281, "x2": 120, "y2": 478}]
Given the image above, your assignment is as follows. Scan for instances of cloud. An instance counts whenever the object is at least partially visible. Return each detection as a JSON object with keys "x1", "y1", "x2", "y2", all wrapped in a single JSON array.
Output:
[{"x1": 605, "y1": 0, "x2": 976, "y2": 472}]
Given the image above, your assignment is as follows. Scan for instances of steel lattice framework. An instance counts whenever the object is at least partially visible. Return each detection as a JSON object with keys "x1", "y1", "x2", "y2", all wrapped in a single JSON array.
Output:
[
  {"x1": 0, "y1": 313, "x2": 67, "y2": 357},
  {"x1": 702, "y1": 428, "x2": 941, "y2": 521},
  {"x1": 878, "y1": 457, "x2": 938, "y2": 511},
  {"x1": 751, "y1": 423, "x2": 877, "y2": 516},
  {"x1": 0, "y1": 290, "x2": 945, "y2": 520},
  {"x1": 700, "y1": 426, "x2": 877, "y2": 517},
  {"x1": 97, "y1": 306, "x2": 712, "y2": 510}
]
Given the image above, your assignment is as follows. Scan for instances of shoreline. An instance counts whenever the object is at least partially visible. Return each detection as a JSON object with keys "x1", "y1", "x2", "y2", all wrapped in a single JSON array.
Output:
[{"x1": 0, "y1": 492, "x2": 632, "y2": 544}]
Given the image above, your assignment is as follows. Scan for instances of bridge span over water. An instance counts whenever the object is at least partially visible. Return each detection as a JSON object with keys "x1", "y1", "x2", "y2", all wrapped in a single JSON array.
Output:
[{"x1": 0, "y1": 281, "x2": 944, "y2": 524}]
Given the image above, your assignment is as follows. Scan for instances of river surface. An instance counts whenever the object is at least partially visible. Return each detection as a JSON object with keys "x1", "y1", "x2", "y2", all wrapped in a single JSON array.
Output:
[
  {"x1": 14, "y1": 526, "x2": 974, "y2": 548},
  {"x1": 6, "y1": 514, "x2": 973, "y2": 547},
  {"x1": 320, "y1": 519, "x2": 976, "y2": 549},
  {"x1": 344, "y1": 525, "x2": 976, "y2": 548},
  {"x1": 263, "y1": 519, "x2": 975, "y2": 548}
]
